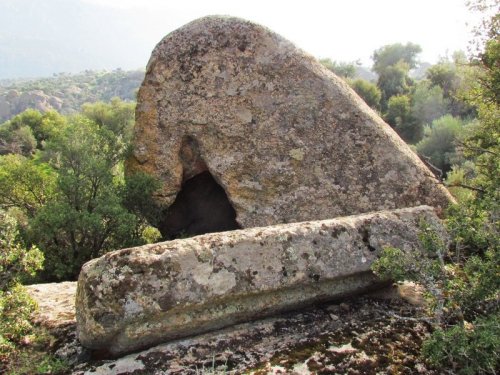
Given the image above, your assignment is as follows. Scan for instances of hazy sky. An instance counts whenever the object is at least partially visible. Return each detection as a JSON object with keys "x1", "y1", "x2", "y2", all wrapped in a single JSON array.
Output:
[
  {"x1": 0, "y1": 0, "x2": 482, "y2": 78},
  {"x1": 82, "y1": 0, "x2": 479, "y2": 64}
]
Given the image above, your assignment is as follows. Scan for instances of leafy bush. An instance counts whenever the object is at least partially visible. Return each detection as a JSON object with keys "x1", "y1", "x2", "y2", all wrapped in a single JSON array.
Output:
[
  {"x1": 0, "y1": 210, "x2": 44, "y2": 370},
  {"x1": 423, "y1": 313, "x2": 500, "y2": 375},
  {"x1": 372, "y1": 221, "x2": 449, "y2": 324},
  {"x1": 350, "y1": 79, "x2": 381, "y2": 110},
  {"x1": 0, "y1": 284, "x2": 37, "y2": 350},
  {"x1": 416, "y1": 115, "x2": 467, "y2": 174},
  {"x1": 0, "y1": 211, "x2": 44, "y2": 289},
  {"x1": 372, "y1": 216, "x2": 499, "y2": 374}
]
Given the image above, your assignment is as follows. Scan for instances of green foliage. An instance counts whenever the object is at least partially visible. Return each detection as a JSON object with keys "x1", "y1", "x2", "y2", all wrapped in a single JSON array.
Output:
[
  {"x1": 0, "y1": 210, "x2": 45, "y2": 370},
  {"x1": 372, "y1": 43, "x2": 421, "y2": 110},
  {"x1": 385, "y1": 94, "x2": 411, "y2": 127},
  {"x1": 1, "y1": 323, "x2": 69, "y2": 374},
  {"x1": 446, "y1": 199, "x2": 496, "y2": 257},
  {"x1": 0, "y1": 70, "x2": 144, "y2": 123},
  {"x1": 377, "y1": 61, "x2": 414, "y2": 108},
  {"x1": 1, "y1": 126, "x2": 37, "y2": 156},
  {"x1": 29, "y1": 116, "x2": 142, "y2": 280},
  {"x1": 372, "y1": 202, "x2": 499, "y2": 373},
  {"x1": 123, "y1": 171, "x2": 162, "y2": 227},
  {"x1": 450, "y1": 248, "x2": 500, "y2": 317},
  {"x1": 426, "y1": 58, "x2": 476, "y2": 118},
  {"x1": 81, "y1": 98, "x2": 135, "y2": 140},
  {"x1": 385, "y1": 94, "x2": 423, "y2": 143},
  {"x1": 427, "y1": 60, "x2": 462, "y2": 99},
  {"x1": 0, "y1": 109, "x2": 67, "y2": 153},
  {"x1": 459, "y1": 28, "x2": 499, "y2": 203},
  {"x1": 372, "y1": 42, "x2": 422, "y2": 75},
  {"x1": 423, "y1": 313, "x2": 500, "y2": 375},
  {"x1": 0, "y1": 98, "x2": 158, "y2": 281},
  {"x1": 0, "y1": 123, "x2": 36, "y2": 156},
  {"x1": 372, "y1": 221, "x2": 448, "y2": 323},
  {"x1": 6, "y1": 109, "x2": 43, "y2": 134},
  {"x1": 411, "y1": 81, "x2": 449, "y2": 126},
  {"x1": 0, "y1": 285, "x2": 38, "y2": 348},
  {"x1": 349, "y1": 79, "x2": 381, "y2": 110},
  {"x1": 0, "y1": 210, "x2": 44, "y2": 290},
  {"x1": 319, "y1": 58, "x2": 357, "y2": 79},
  {"x1": 0, "y1": 154, "x2": 56, "y2": 217},
  {"x1": 416, "y1": 115, "x2": 467, "y2": 173}
]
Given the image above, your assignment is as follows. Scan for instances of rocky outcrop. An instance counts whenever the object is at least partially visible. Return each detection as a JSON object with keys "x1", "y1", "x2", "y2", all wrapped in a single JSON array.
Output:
[
  {"x1": 0, "y1": 90, "x2": 63, "y2": 122},
  {"x1": 76, "y1": 296, "x2": 433, "y2": 375},
  {"x1": 76, "y1": 206, "x2": 446, "y2": 356},
  {"x1": 26, "y1": 282, "x2": 77, "y2": 328},
  {"x1": 126, "y1": 16, "x2": 453, "y2": 237}
]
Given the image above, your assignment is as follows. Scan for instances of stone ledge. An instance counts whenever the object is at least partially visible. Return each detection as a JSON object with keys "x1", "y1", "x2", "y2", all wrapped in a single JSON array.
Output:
[{"x1": 76, "y1": 205, "x2": 446, "y2": 356}]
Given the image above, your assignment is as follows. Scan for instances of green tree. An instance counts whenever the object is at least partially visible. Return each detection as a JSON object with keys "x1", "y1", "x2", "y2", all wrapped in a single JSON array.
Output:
[
  {"x1": 377, "y1": 61, "x2": 414, "y2": 109},
  {"x1": 426, "y1": 57, "x2": 475, "y2": 118},
  {"x1": 0, "y1": 154, "x2": 56, "y2": 218},
  {"x1": 372, "y1": 42, "x2": 422, "y2": 74},
  {"x1": 372, "y1": 43, "x2": 422, "y2": 110},
  {"x1": 385, "y1": 94, "x2": 423, "y2": 143},
  {"x1": 350, "y1": 79, "x2": 381, "y2": 110},
  {"x1": 36, "y1": 110, "x2": 67, "y2": 146},
  {"x1": 458, "y1": 0, "x2": 499, "y2": 204},
  {"x1": 319, "y1": 58, "x2": 357, "y2": 79},
  {"x1": 427, "y1": 62, "x2": 461, "y2": 99},
  {"x1": 0, "y1": 109, "x2": 67, "y2": 153},
  {"x1": 0, "y1": 125, "x2": 37, "y2": 156},
  {"x1": 29, "y1": 116, "x2": 141, "y2": 280},
  {"x1": 81, "y1": 97, "x2": 135, "y2": 141},
  {"x1": 0, "y1": 210, "x2": 44, "y2": 358},
  {"x1": 416, "y1": 115, "x2": 466, "y2": 174},
  {"x1": 411, "y1": 81, "x2": 449, "y2": 126},
  {"x1": 374, "y1": 4, "x2": 499, "y2": 372}
]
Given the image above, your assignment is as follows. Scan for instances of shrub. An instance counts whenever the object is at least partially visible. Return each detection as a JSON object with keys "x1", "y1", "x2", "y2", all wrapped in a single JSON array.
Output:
[
  {"x1": 372, "y1": 213, "x2": 499, "y2": 374},
  {"x1": 423, "y1": 313, "x2": 500, "y2": 375},
  {"x1": 0, "y1": 210, "x2": 44, "y2": 369}
]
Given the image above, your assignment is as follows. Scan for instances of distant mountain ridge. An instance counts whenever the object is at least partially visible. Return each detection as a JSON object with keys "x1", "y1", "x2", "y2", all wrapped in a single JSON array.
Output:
[{"x1": 0, "y1": 69, "x2": 144, "y2": 122}]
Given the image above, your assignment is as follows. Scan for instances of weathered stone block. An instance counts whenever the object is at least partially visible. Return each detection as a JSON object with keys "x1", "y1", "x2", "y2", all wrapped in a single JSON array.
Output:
[
  {"x1": 76, "y1": 206, "x2": 446, "y2": 356},
  {"x1": 126, "y1": 16, "x2": 453, "y2": 238}
]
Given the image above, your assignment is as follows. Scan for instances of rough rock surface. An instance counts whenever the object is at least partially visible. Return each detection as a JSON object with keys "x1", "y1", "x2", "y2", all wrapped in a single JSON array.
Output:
[
  {"x1": 26, "y1": 281, "x2": 77, "y2": 328},
  {"x1": 26, "y1": 282, "x2": 432, "y2": 374},
  {"x1": 126, "y1": 16, "x2": 452, "y2": 231},
  {"x1": 76, "y1": 206, "x2": 446, "y2": 356},
  {"x1": 75, "y1": 296, "x2": 437, "y2": 375}
]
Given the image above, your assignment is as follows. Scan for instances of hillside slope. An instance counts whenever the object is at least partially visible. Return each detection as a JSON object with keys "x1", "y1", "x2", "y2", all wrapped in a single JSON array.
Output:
[{"x1": 0, "y1": 69, "x2": 143, "y2": 122}]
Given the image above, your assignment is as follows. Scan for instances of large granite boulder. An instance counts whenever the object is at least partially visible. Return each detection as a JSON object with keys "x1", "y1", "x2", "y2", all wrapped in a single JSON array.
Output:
[
  {"x1": 76, "y1": 206, "x2": 447, "y2": 356},
  {"x1": 126, "y1": 16, "x2": 452, "y2": 238}
]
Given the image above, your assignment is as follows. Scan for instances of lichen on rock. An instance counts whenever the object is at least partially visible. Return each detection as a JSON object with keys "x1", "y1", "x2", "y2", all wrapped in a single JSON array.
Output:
[
  {"x1": 126, "y1": 15, "x2": 453, "y2": 236},
  {"x1": 76, "y1": 206, "x2": 447, "y2": 356}
]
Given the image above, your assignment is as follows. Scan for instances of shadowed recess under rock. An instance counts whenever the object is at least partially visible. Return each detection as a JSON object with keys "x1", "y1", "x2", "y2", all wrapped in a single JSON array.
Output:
[{"x1": 158, "y1": 171, "x2": 241, "y2": 240}]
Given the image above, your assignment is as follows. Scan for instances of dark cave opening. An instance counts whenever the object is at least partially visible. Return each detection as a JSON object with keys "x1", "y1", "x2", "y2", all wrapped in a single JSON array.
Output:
[{"x1": 158, "y1": 171, "x2": 241, "y2": 240}]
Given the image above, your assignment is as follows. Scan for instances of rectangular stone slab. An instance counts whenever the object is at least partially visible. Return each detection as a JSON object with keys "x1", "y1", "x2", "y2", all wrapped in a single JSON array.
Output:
[{"x1": 76, "y1": 206, "x2": 446, "y2": 356}]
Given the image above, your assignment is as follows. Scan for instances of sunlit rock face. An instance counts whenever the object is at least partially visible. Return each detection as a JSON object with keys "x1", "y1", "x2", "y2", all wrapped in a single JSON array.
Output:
[
  {"x1": 126, "y1": 16, "x2": 452, "y2": 233},
  {"x1": 76, "y1": 206, "x2": 447, "y2": 356}
]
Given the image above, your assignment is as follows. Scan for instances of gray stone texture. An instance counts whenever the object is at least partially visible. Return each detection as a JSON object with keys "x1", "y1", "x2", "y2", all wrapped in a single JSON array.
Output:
[
  {"x1": 126, "y1": 16, "x2": 453, "y2": 228},
  {"x1": 76, "y1": 206, "x2": 447, "y2": 356}
]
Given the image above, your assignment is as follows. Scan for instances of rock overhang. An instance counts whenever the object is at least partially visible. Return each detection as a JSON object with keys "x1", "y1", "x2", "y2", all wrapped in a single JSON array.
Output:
[{"x1": 126, "y1": 16, "x2": 453, "y2": 237}]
